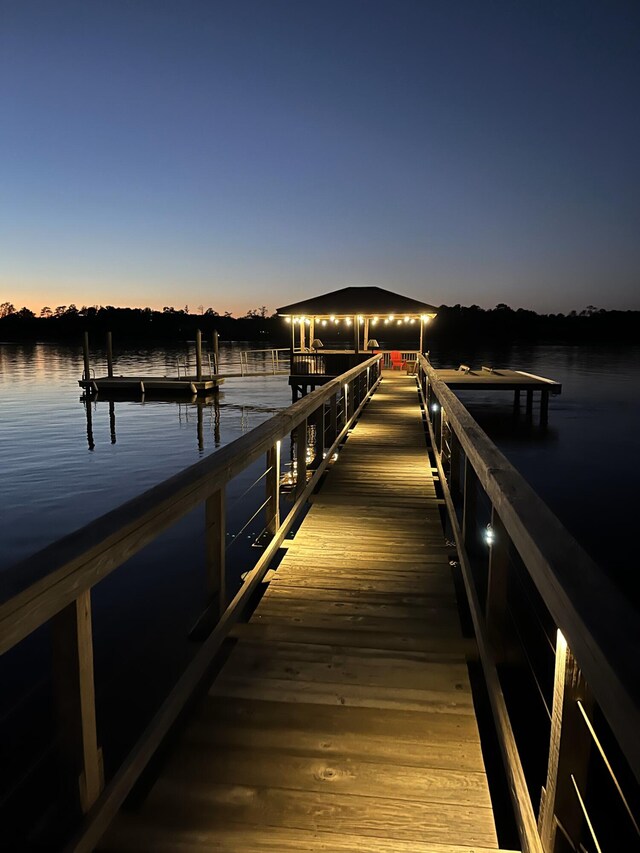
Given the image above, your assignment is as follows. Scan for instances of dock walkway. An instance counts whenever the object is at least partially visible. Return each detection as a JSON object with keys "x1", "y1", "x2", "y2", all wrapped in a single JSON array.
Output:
[{"x1": 102, "y1": 373, "x2": 504, "y2": 852}]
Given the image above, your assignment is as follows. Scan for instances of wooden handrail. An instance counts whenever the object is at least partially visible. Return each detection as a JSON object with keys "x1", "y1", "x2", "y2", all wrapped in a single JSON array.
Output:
[
  {"x1": 417, "y1": 353, "x2": 640, "y2": 784},
  {"x1": 0, "y1": 355, "x2": 381, "y2": 655}
]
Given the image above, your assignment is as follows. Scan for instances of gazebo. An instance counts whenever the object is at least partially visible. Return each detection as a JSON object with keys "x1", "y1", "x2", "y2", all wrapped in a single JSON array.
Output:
[
  {"x1": 277, "y1": 286, "x2": 438, "y2": 396},
  {"x1": 277, "y1": 285, "x2": 438, "y2": 355}
]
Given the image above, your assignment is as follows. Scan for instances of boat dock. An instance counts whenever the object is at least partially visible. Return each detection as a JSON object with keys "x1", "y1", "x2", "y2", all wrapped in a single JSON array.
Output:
[{"x1": 2, "y1": 352, "x2": 637, "y2": 852}]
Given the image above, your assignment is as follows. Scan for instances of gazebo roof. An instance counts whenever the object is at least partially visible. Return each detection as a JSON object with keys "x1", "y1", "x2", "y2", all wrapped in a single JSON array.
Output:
[{"x1": 276, "y1": 286, "x2": 438, "y2": 317}]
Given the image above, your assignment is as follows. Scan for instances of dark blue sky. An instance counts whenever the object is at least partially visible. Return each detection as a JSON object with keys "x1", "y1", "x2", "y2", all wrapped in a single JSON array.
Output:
[{"x1": 2, "y1": 0, "x2": 639, "y2": 313}]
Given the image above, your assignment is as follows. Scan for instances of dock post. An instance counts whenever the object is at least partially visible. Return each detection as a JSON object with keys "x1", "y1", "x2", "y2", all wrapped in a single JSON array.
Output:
[
  {"x1": 266, "y1": 441, "x2": 281, "y2": 536},
  {"x1": 212, "y1": 330, "x2": 219, "y2": 374},
  {"x1": 540, "y1": 390, "x2": 549, "y2": 426},
  {"x1": 294, "y1": 419, "x2": 308, "y2": 497},
  {"x1": 82, "y1": 332, "x2": 91, "y2": 383},
  {"x1": 106, "y1": 331, "x2": 113, "y2": 378},
  {"x1": 205, "y1": 489, "x2": 226, "y2": 618},
  {"x1": 526, "y1": 389, "x2": 533, "y2": 419},
  {"x1": 195, "y1": 329, "x2": 203, "y2": 382},
  {"x1": 485, "y1": 507, "x2": 510, "y2": 663},
  {"x1": 513, "y1": 389, "x2": 520, "y2": 412},
  {"x1": 52, "y1": 591, "x2": 103, "y2": 815}
]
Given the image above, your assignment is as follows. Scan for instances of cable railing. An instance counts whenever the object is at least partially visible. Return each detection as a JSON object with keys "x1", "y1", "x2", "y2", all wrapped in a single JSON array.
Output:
[
  {"x1": 416, "y1": 353, "x2": 640, "y2": 853},
  {"x1": 0, "y1": 354, "x2": 382, "y2": 851}
]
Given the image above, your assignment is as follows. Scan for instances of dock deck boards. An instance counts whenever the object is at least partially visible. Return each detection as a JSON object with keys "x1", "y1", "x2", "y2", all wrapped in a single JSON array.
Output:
[{"x1": 101, "y1": 373, "x2": 505, "y2": 853}]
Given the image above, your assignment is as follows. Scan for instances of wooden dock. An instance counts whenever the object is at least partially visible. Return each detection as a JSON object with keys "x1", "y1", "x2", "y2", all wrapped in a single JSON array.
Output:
[{"x1": 101, "y1": 373, "x2": 502, "y2": 852}]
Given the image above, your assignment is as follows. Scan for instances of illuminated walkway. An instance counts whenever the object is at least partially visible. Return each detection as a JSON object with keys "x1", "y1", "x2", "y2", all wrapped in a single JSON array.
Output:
[{"x1": 103, "y1": 373, "x2": 501, "y2": 852}]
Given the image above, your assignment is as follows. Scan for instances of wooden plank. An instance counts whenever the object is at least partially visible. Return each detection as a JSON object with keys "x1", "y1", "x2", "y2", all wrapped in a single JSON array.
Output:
[
  {"x1": 187, "y1": 696, "x2": 487, "y2": 771},
  {"x1": 125, "y1": 780, "x2": 499, "y2": 848},
  {"x1": 155, "y1": 743, "x2": 493, "y2": 809},
  {"x1": 104, "y1": 815, "x2": 517, "y2": 852}
]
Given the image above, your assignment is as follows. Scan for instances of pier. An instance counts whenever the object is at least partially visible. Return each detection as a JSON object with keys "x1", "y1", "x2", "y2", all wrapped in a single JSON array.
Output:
[{"x1": 1, "y1": 355, "x2": 638, "y2": 851}]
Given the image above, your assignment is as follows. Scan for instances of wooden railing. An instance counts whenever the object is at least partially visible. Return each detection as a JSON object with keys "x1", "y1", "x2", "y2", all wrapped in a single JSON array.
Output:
[
  {"x1": 416, "y1": 354, "x2": 640, "y2": 853},
  {"x1": 0, "y1": 355, "x2": 382, "y2": 852}
]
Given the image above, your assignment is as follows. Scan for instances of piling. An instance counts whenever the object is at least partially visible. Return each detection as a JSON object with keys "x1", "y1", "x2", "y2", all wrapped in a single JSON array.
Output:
[
  {"x1": 106, "y1": 332, "x2": 114, "y2": 378},
  {"x1": 82, "y1": 333, "x2": 91, "y2": 383},
  {"x1": 212, "y1": 330, "x2": 219, "y2": 375},
  {"x1": 196, "y1": 330, "x2": 203, "y2": 382}
]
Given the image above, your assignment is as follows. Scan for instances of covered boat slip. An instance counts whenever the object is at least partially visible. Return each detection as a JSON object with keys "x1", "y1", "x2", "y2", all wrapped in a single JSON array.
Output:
[{"x1": 101, "y1": 373, "x2": 505, "y2": 852}]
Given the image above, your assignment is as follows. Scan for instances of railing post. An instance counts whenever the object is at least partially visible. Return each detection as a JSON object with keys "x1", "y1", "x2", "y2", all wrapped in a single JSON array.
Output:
[
  {"x1": 205, "y1": 488, "x2": 226, "y2": 617},
  {"x1": 486, "y1": 507, "x2": 510, "y2": 663},
  {"x1": 265, "y1": 441, "x2": 280, "y2": 536},
  {"x1": 329, "y1": 392, "x2": 338, "y2": 444},
  {"x1": 294, "y1": 419, "x2": 308, "y2": 497},
  {"x1": 450, "y1": 433, "x2": 462, "y2": 501},
  {"x1": 539, "y1": 631, "x2": 592, "y2": 852},
  {"x1": 310, "y1": 403, "x2": 324, "y2": 469},
  {"x1": 462, "y1": 456, "x2": 478, "y2": 555},
  {"x1": 52, "y1": 590, "x2": 103, "y2": 814}
]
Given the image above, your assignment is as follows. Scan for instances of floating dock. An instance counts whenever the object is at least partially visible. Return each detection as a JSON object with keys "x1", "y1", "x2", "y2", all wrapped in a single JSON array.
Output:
[{"x1": 79, "y1": 375, "x2": 224, "y2": 396}]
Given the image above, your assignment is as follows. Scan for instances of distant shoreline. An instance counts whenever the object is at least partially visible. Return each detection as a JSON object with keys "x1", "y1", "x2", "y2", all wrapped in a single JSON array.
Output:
[{"x1": 0, "y1": 303, "x2": 638, "y2": 345}]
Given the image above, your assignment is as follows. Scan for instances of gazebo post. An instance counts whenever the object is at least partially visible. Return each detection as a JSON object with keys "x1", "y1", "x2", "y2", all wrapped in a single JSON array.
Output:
[
  {"x1": 353, "y1": 315, "x2": 359, "y2": 353},
  {"x1": 310, "y1": 317, "x2": 315, "y2": 344},
  {"x1": 300, "y1": 320, "x2": 305, "y2": 350},
  {"x1": 364, "y1": 318, "x2": 369, "y2": 348},
  {"x1": 419, "y1": 317, "x2": 424, "y2": 354}
]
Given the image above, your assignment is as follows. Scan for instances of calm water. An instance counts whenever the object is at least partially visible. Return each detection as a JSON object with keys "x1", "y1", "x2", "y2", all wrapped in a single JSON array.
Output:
[
  {"x1": 1, "y1": 340, "x2": 639, "y2": 598},
  {"x1": 0, "y1": 340, "x2": 638, "y2": 845}
]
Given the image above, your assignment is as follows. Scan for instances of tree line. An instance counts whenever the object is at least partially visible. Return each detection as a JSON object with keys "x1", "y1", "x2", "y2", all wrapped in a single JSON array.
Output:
[{"x1": 0, "y1": 301, "x2": 637, "y2": 344}]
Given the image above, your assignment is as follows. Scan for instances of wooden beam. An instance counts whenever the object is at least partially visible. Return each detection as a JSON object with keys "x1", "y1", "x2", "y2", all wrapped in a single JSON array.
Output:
[
  {"x1": 52, "y1": 591, "x2": 103, "y2": 814},
  {"x1": 265, "y1": 442, "x2": 280, "y2": 537}
]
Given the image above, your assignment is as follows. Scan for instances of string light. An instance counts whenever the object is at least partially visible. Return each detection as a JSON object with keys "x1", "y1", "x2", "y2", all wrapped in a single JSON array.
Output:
[
  {"x1": 388, "y1": 314, "x2": 394, "y2": 321},
  {"x1": 346, "y1": 318, "x2": 352, "y2": 325},
  {"x1": 431, "y1": 402, "x2": 439, "y2": 412},
  {"x1": 321, "y1": 319, "x2": 327, "y2": 326},
  {"x1": 285, "y1": 317, "x2": 291, "y2": 324},
  {"x1": 330, "y1": 315, "x2": 336, "y2": 322}
]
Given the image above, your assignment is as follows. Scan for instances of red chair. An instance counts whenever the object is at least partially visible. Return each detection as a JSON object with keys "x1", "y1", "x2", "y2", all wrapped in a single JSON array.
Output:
[{"x1": 390, "y1": 350, "x2": 403, "y2": 370}]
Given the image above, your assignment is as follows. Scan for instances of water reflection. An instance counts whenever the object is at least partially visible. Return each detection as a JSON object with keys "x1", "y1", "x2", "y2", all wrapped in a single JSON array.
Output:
[{"x1": 83, "y1": 393, "x2": 223, "y2": 452}]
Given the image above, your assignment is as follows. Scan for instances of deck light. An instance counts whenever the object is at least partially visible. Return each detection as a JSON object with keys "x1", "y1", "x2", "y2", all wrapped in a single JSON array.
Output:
[
  {"x1": 484, "y1": 524, "x2": 495, "y2": 546},
  {"x1": 430, "y1": 402, "x2": 439, "y2": 413}
]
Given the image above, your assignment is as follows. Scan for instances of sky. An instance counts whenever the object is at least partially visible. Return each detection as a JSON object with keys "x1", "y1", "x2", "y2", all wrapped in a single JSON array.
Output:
[{"x1": 1, "y1": 0, "x2": 639, "y2": 315}]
